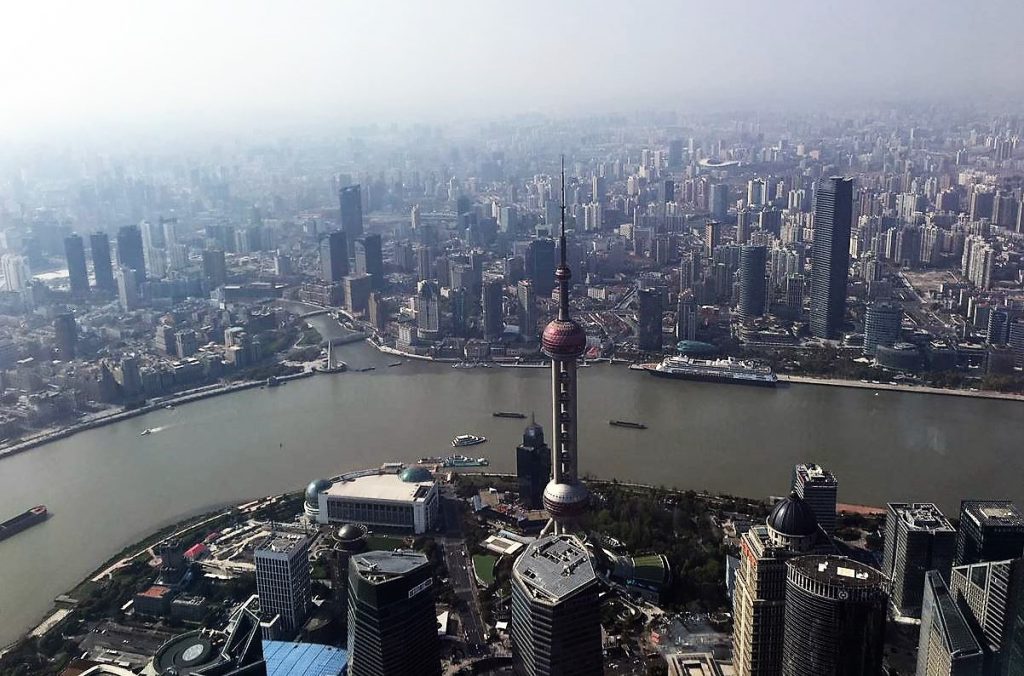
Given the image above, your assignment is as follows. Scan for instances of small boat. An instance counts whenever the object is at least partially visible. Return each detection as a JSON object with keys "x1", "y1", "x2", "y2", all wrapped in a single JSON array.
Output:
[
  {"x1": 609, "y1": 420, "x2": 647, "y2": 430},
  {"x1": 388, "y1": 361, "x2": 403, "y2": 368},
  {"x1": 493, "y1": 411, "x2": 527, "y2": 419},
  {"x1": 419, "y1": 456, "x2": 443, "y2": 464},
  {"x1": 452, "y1": 434, "x2": 487, "y2": 447},
  {"x1": 442, "y1": 455, "x2": 489, "y2": 467},
  {"x1": 164, "y1": 404, "x2": 174, "y2": 410},
  {"x1": 140, "y1": 428, "x2": 154, "y2": 436}
]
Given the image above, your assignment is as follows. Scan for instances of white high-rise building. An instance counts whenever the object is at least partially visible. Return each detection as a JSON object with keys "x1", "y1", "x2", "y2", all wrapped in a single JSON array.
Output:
[
  {"x1": 255, "y1": 532, "x2": 311, "y2": 635},
  {"x1": 0, "y1": 254, "x2": 31, "y2": 291}
]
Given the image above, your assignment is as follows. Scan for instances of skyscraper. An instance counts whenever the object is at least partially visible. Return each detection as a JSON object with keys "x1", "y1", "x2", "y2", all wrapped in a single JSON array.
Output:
[
  {"x1": 704, "y1": 220, "x2": 722, "y2": 258},
  {"x1": 916, "y1": 570, "x2": 984, "y2": 676},
  {"x1": 415, "y1": 280, "x2": 441, "y2": 341},
  {"x1": 517, "y1": 279, "x2": 538, "y2": 339},
  {"x1": 116, "y1": 266, "x2": 139, "y2": 312},
  {"x1": 516, "y1": 417, "x2": 551, "y2": 511},
  {"x1": 527, "y1": 239, "x2": 556, "y2": 298},
  {"x1": 863, "y1": 301, "x2": 902, "y2": 356},
  {"x1": 510, "y1": 534, "x2": 602, "y2": 675},
  {"x1": 738, "y1": 245, "x2": 767, "y2": 323},
  {"x1": 809, "y1": 177, "x2": 853, "y2": 339},
  {"x1": 637, "y1": 288, "x2": 663, "y2": 352},
  {"x1": 116, "y1": 224, "x2": 146, "y2": 281},
  {"x1": 733, "y1": 494, "x2": 823, "y2": 676},
  {"x1": 202, "y1": 249, "x2": 227, "y2": 289},
  {"x1": 482, "y1": 278, "x2": 504, "y2": 341},
  {"x1": 254, "y1": 532, "x2": 311, "y2": 636},
  {"x1": 540, "y1": 163, "x2": 589, "y2": 535},
  {"x1": 676, "y1": 291, "x2": 697, "y2": 342},
  {"x1": 339, "y1": 184, "x2": 364, "y2": 250},
  {"x1": 320, "y1": 231, "x2": 349, "y2": 283},
  {"x1": 347, "y1": 550, "x2": 441, "y2": 676},
  {"x1": 355, "y1": 234, "x2": 384, "y2": 290},
  {"x1": 53, "y1": 313, "x2": 77, "y2": 360},
  {"x1": 90, "y1": 233, "x2": 116, "y2": 294},
  {"x1": 882, "y1": 503, "x2": 956, "y2": 617},
  {"x1": 792, "y1": 463, "x2": 838, "y2": 535},
  {"x1": 949, "y1": 557, "x2": 1024, "y2": 675},
  {"x1": 64, "y1": 233, "x2": 89, "y2": 295},
  {"x1": 782, "y1": 555, "x2": 888, "y2": 676},
  {"x1": 709, "y1": 184, "x2": 729, "y2": 221},
  {"x1": 1, "y1": 254, "x2": 31, "y2": 292},
  {"x1": 954, "y1": 501, "x2": 1024, "y2": 566}
]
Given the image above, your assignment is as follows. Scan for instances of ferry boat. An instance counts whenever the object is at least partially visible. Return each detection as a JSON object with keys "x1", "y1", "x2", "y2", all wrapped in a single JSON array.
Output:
[
  {"x1": 442, "y1": 455, "x2": 489, "y2": 468},
  {"x1": 0, "y1": 505, "x2": 48, "y2": 542},
  {"x1": 609, "y1": 420, "x2": 647, "y2": 429},
  {"x1": 492, "y1": 411, "x2": 527, "y2": 419},
  {"x1": 452, "y1": 434, "x2": 487, "y2": 447},
  {"x1": 418, "y1": 456, "x2": 443, "y2": 464},
  {"x1": 635, "y1": 355, "x2": 777, "y2": 387}
]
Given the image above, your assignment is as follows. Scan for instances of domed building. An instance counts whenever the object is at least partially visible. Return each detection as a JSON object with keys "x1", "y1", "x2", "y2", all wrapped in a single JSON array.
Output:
[
  {"x1": 304, "y1": 478, "x2": 333, "y2": 518},
  {"x1": 399, "y1": 466, "x2": 433, "y2": 484},
  {"x1": 315, "y1": 465, "x2": 438, "y2": 534},
  {"x1": 766, "y1": 491, "x2": 820, "y2": 552}
]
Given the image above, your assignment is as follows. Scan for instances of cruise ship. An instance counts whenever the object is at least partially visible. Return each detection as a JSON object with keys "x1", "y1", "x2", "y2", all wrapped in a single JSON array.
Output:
[
  {"x1": 452, "y1": 434, "x2": 487, "y2": 447},
  {"x1": 633, "y1": 355, "x2": 777, "y2": 387}
]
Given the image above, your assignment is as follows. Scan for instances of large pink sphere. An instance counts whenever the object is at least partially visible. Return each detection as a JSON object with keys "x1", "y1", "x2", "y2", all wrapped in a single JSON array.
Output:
[{"x1": 542, "y1": 319, "x2": 587, "y2": 359}]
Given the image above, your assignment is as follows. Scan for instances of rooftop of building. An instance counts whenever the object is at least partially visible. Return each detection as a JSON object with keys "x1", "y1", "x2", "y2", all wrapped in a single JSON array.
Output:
[
  {"x1": 323, "y1": 472, "x2": 434, "y2": 503},
  {"x1": 961, "y1": 500, "x2": 1024, "y2": 528},
  {"x1": 794, "y1": 463, "x2": 837, "y2": 485},
  {"x1": 137, "y1": 585, "x2": 172, "y2": 599},
  {"x1": 788, "y1": 555, "x2": 885, "y2": 589},
  {"x1": 262, "y1": 640, "x2": 348, "y2": 676},
  {"x1": 513, "y1": 534, "x2": 597, "y2": 602},
  {"x1": 665, "y1": 651, "x2": 730, "y2": 676},
  {"x1": 255, "y1": 532, "x2": 309, "y2": 556},
  {"x1": 351, "y1": 550, "x2": 429, "y2": 584},
  {"x1": 888, "y1": 502, "x2": 955, "y2": 532}
]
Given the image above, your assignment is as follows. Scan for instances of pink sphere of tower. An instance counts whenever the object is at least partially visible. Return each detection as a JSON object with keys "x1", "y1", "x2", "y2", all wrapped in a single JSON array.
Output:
[{"x1": 542, "y1": 318, "x2": 587, "y2": 359}]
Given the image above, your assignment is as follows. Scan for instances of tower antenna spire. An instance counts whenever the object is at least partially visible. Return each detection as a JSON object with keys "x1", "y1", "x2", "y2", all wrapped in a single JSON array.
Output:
[{"x1": 557, "y1": 156, "x2": 570, "y2": 320}]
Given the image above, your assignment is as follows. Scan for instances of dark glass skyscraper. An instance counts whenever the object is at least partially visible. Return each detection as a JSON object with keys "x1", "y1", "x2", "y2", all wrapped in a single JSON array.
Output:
[
  {"x1": 339, "y1": 184, "x2": 364, "y2": 249},
  {"x1": 116, "y1": 224, "x2": 146, "y2": 280},
  {"x1": 782, "y1": 555, "x2": 888, "y2": 676},
  {"x1": 482, "y1": 278, "x2": 504, "y2": 341},
  {"x1": 954, "y1": 500, "x2": 1024, "y2": 566},
  {"x1": 355, "y1": 234, "x2": 384, "y2": 290},
  {"x1": 89, "y1": 232, "x2": 115, "y2": 293},
  {"x1": 738, "y1": 245, "x2": 767, "y2": 323},
  {"x1": 63, "y1": 234, "x2": 89, "y2": 295},
  {"x1": 637, "y1": 288, "x2": 663, "y2": 352},
  {"x1": 916, "y1": 570, "x2": 984, "y2": 676},
  {"x1": 347, "y1": 550, "x2": 441, "y2": 676},
  {"x1": 527, "y1": 239, "x2": 555, "y2": 298},
  {"x1": 320, "y1": 231, "x2": 349, "y2": 283},
  {"x1": 516, "y1": 418, "x2": 551, "y2": 510},
  {"x1": 809, "y1": 177, "x2": 853, "y2": 339},
  {"x1": 881, "y1": 503, "x2": 956, "y2": 618}
]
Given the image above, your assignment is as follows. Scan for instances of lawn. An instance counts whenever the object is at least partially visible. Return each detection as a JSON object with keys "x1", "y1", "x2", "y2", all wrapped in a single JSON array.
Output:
[{"x1": 473, "y1": 554, "x2": 497, "y2": 585}]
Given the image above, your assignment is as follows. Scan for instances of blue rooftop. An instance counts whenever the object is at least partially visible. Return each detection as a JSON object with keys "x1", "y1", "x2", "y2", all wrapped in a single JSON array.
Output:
[{"x1": 263, "y1": 641, "x2": 348, "y2": 676}]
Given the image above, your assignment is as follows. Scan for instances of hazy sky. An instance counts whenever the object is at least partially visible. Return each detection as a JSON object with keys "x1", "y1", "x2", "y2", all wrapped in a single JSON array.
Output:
[{"x1": 2, "y1": 0, "x2": 1022, "y2": 139}]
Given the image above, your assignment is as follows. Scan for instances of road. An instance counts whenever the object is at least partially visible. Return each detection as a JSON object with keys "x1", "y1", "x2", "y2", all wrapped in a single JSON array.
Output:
[{"x1": 440, "y1": 493, "x2": 488, "y2": 657}]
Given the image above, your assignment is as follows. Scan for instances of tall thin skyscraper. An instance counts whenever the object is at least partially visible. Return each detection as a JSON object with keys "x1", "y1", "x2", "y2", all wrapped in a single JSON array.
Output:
[
  {"x1": 954, "y1": 501, "x2": 1024, "y2": 566},
  {"x1": 90, "y1": 232, "x2": 115, "y2": 293},
  {"x1": 916, "y1": 571, "x2": 984, "y2": 676},
  {"x1": 320, "y1": 231, "x2": 349, "y2": 283},
  {"x1": 339, "y1": 184, "x2": 364, "y2": 250},
  {"x1": 782, "y1": 555, "x2": 888, "y2": 676},
  {"x1": 63, "y1": 234, "x2": 89, "y2": 295},
  {"x1": 510, "y1": 534, "x2": 602, "y2": 675},
  {"x1": 482, "y1": 278, "x2": 504, "y2": 341},
  {"x1": 516, "y1": 417, "x2": 551, "y2": 511},
  {"x1": 527, "y1": 239, "x2": 556, "y2": 298},
  {"x1": 347, "y1": 550, "x2": 441, "y2": 676},
  {"x1": 738, "y1": 245, "x2": 767, "y2": 323},
  {"x1": 254, "y1": 532, "x2": 311, "y2": 636},
  {"x1": 540, "y1": 161, "x2": 589, "y2": 535},
  {"x1": 792, "y1": 463, "x2": 838, "y2": 535},
  {"x1": 517, "y1": 279, "x2": 538, "y2": 339},
  {"x1": 882, "y1": 503, "x2": 956, "y2": 618},
  {"x1": 809, "y1": 177, "x2": 853, "y2": 339},
  {"x1": 116, "y1": 224, "x2": 146, "y2": 281},
  {"x1": 355, "y1": 234, "x2": 384, "y2": 290},
  {"x1": 637, "y1": 288, "x2": 663, "y2": 352}
]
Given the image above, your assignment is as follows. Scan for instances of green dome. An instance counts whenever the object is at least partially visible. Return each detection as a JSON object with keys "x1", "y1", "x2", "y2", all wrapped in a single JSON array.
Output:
[{"x1": 399, "y1": 466, "x2": 433, "y2": 483}]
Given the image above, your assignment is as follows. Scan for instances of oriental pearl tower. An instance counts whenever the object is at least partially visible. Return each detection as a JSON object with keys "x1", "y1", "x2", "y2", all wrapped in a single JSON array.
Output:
[{"x1": 541, "y1": 159, "x2": 590, "y2": 535}]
